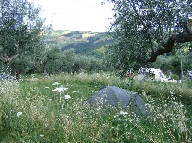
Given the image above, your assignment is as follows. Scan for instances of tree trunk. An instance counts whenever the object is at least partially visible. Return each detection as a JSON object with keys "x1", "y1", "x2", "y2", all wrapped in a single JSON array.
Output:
[{"x1": 149, "y1": 22, "x2": 192, "y2": 62}]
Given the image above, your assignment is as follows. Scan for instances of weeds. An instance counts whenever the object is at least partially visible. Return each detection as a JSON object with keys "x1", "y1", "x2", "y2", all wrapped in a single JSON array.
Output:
[{"x1": 0, "y1": 72, "x2": 191, "y2": 142}]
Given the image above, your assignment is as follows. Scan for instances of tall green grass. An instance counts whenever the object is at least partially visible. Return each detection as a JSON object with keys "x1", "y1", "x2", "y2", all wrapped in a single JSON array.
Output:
[{"x1": 0, "y1": 72, "x2": 191, "y2": 142}]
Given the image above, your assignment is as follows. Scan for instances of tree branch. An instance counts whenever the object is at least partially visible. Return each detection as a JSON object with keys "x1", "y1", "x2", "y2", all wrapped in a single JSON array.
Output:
[
  {"x1": 0, "y1": 44, "x2": 19, "y2": 63},
  {"x1": 0, "y1": 53, "x2": 19, "y2": 63},
  {"x1": 149, "y1": 22, "x2": 192, "y2": 62}
]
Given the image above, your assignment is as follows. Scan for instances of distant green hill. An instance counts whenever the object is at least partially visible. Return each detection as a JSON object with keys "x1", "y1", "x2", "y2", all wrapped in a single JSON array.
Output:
[{"x1": 44, "y1": 30, "x2": 113, "y2": 55}]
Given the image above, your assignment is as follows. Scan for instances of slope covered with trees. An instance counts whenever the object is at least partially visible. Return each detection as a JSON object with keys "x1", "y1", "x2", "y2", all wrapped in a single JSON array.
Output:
[
  {"x1": 44, "y1": 30, "x2": 113, "y2": 55},
  {"x1": 1, "y1": 0, "x2": 192, "y2": 79}
]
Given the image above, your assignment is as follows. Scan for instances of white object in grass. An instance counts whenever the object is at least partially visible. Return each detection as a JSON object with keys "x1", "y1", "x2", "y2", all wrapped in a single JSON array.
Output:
[
  {"x1": 64, "y1": 95, "x2": 71, "y2": 99},
  {"x1": 120, "y1": 110, "x2": 128, "y2": 115},
  {"x1": 52, "y1": 86, "x2": 68, "y2": 93},
  {"x1": 17, "y1": 112, "x2": 22, "y2": 117},
  {"x1": 52, "y1": 82, "x2": 60, "y2": 85}
]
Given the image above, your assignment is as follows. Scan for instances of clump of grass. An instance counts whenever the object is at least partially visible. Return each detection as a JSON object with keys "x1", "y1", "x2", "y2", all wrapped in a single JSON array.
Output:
[
  {"x1": 143, "y1": 91, "x2": 190, "y2": 142},
  {"x1": 32, "y1": 72, "x2": 124, "y2": 87},
  {"x1": 0, "y1": 72, "x2": 191, "y2": 142}
]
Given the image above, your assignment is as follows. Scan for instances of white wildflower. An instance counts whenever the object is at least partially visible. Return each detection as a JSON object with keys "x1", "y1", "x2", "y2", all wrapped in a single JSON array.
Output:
[
  {"x1": 40, "y1": 134, "x2": 44, "y2": 137},
  {"x1": 52, "y1": 86, "x2": 68, "y2": 93},
  {"x1": 114, "y1": 115, "x2": 118, "y2": 118},
  {"x1": 170, "y1": 90, "x2": 174, "y2": 95},
  {"x1": 44, "y1": 87, "x2": 50, "y2": 89},
  {"x1": 64, "y1": 95, "x2": 71, "y2": 99},
  {"x1": 52, "y1": 82, "x2": 60, "y2": 85},
  {"x1": 120, "y1": 110, "x2": 128, "y2": 115},
  {"x1": 17, "y1": 112, "x2": 22, "y2": 117}
]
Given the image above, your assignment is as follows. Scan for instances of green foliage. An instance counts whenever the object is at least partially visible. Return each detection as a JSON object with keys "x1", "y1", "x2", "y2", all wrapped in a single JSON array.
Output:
[
  {"x1": 44, "y1": 30, "x2": 113, "y2": 54},
  {"x1": 39, "y1": 46, "x2": 108, "y2": 74},
  {"x1": 72, "y1": 55, "x2": 105, "y2": 73},
  {"x1": 38, "y1": 30, "x2": 113, "y2": 75},
  {"x1": 151, "y1": 45, "x2": 192, "y2": 78},
  {"x1": 107, "y1": 0, "x2": 192, "y2": 69},
  {"x1": 61, "y1": 38, "x2": 112, "y2": 54},
  {"x1": 41, "y1": 46, "x2": 64, "y2": 74},
  {"x1": 0, "y1": 0, "x2": 45, "y2": 75},
  {"x1": 0, "y1": 73, "x2": 191, "y2": 142}
]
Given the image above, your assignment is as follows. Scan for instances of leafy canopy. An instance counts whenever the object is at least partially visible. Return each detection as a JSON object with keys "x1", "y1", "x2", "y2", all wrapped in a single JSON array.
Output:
[
  {"x1": 106, "y1": 0, "x2": 192, "y2": 69},
  {"x1": 0, "y1": 0, "x2": 45, "y2": 73}
]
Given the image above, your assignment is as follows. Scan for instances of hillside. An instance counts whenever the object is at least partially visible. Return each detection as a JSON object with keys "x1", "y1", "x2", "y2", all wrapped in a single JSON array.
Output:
[{"x1": 44, "y1": 30, "x2": 113, "y2": 55}]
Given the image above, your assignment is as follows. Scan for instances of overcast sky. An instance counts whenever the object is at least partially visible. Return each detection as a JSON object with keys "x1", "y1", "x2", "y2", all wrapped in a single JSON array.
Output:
[{"x1": 32, "y1": 0, "x2": 114, "y2": 32}]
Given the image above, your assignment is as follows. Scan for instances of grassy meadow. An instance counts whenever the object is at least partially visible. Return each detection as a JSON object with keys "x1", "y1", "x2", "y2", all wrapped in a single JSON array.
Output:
[{"x1": 0, "y1": 72, "x2": 191, "y2": 142}]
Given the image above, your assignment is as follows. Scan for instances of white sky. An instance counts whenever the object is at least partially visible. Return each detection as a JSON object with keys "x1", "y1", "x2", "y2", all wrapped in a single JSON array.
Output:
[{"x1": 32, "y1": 0, "x2": 114, "y2": 32}]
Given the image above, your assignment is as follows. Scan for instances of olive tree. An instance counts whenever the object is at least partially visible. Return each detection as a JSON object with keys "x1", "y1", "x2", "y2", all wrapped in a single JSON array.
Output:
[
  {"x1": 0, "y1": 0, "x2": 45, "y2": 75},
  {"x1": 106, "y1": 0, "x2": 192, "y2": 70}
]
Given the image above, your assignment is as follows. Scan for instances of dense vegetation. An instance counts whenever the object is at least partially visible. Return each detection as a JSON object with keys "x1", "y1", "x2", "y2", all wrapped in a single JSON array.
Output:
[
  {"x1": 45, "y1": 30, "x2": 113, "y2": 55},
  {"x1": 0, "y1": 73, "x2": 191, "y2": 142},
  {"x1": 1, "y1": 0, "x2": 192, "y2": 77},
  {"x1": 0, "y1": 0, "x2": 192, "y2": 142},
  {"x1": 106, "y1": 0, "x2": 192, "y2": 72},
  {"x1": 0, "y1": 0, "x2": 45, "y2": 75}
]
